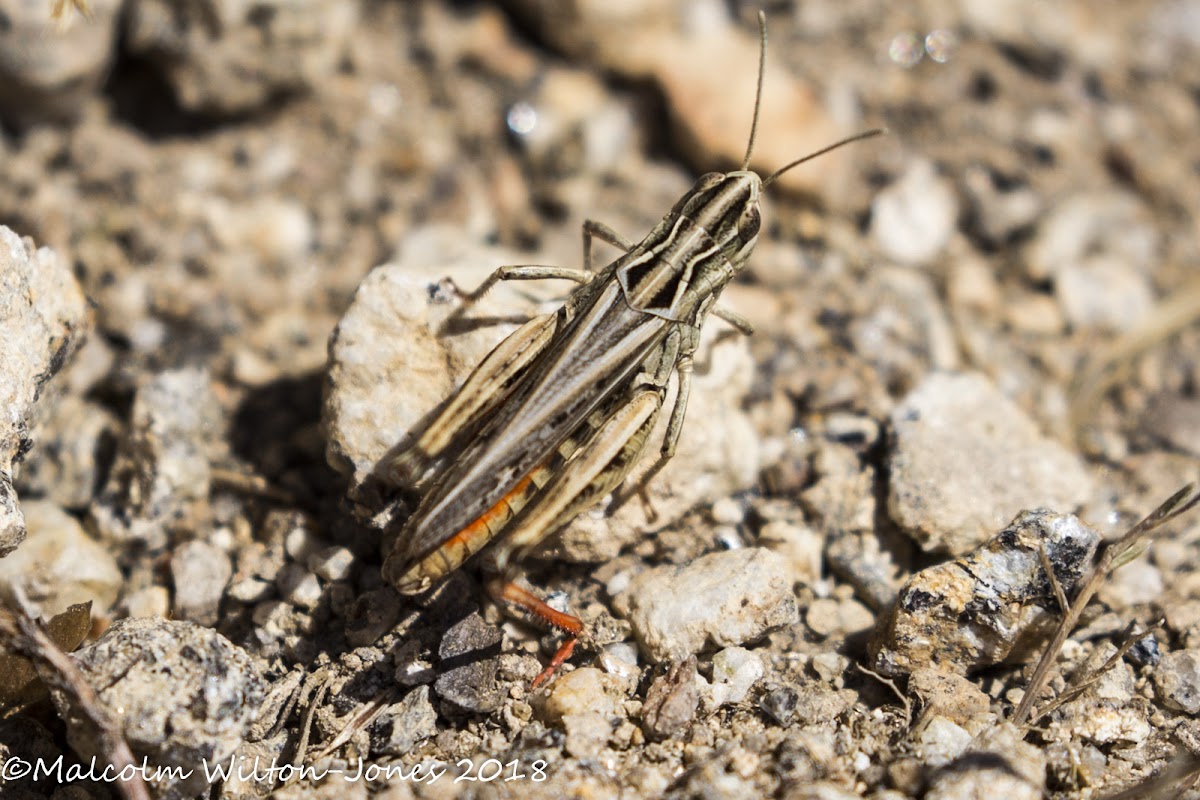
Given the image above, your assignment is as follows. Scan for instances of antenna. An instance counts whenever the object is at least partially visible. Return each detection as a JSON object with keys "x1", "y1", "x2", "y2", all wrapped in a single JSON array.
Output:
[
  {"x1": 762, "y1": 128, "x2": 888, "y2": 187},
  {"x1": 740, "y1": 11, "x2": 769, "y2": 172}
]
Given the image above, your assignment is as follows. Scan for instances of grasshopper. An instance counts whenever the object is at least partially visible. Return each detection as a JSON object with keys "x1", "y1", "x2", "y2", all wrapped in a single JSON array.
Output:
[{"x1": 381, "y1": 12, "x2": 882, "y2": 685}]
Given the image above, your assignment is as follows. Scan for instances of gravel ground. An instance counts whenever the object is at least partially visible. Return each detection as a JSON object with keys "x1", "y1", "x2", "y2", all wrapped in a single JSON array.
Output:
[{"x1": 2, "y1": 1, "x2": 1200, "y2": 798}]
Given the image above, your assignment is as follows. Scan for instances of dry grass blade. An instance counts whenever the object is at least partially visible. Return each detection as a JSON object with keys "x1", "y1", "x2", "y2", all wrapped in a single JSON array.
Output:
[
  {"x1": 1101, "y1": 749, "x2": 1200, "y2": 800},
  {"x1": 1012, "y1": 484, "x2": 1200, "y2": 727},
  {"x1": 0, "y1": 603, "x2": 151, "y2": 800},
  {"x1": 1070, "y1": 281, "x2": 1200, "y2": 443},
  {"x1": 1028, "y1": 620, "x2": 1163, "y2": 725}
]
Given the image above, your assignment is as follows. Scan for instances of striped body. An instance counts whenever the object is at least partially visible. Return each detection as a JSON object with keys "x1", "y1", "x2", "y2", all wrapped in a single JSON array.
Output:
[{"x1": 383, "y1": 171, "x2": 764, "y2": 594}]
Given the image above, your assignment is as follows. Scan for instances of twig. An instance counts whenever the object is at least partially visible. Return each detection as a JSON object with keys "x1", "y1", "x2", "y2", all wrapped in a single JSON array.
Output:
[
  {"x1": 1012, "y1": 484, "x2": 1200, "y2": 727},
  {"x1": 0, "y1": 603, "x2": 151, "y2": 800},
  {"x1": 1038, "y1": 541, "x2": 1069, "y2": 614},
  {"x1": 1027, "y1": 620, "x2": 1163, "y2": 725},
  {"x1": 855, "y1": 664, "x2": 912, "y2": 722}
]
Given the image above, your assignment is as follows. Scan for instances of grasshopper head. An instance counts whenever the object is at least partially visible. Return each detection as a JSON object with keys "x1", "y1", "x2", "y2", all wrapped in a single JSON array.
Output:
[{"x1": 673, "y1": 170, "x2": 763, "y2": 272}]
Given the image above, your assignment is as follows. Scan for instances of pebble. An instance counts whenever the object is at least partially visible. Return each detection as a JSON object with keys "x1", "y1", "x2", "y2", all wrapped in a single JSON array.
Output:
[
  {"x1": 709, "y1": 647, "x2": 763, "y2": 707},
  {"x1": 541, "y1": 667, "x2": 623, "y2": 722},
  {"x1": 924, "y1": 723, "x2": 1044, "y2": 800},
  {"x1": 1056, "y1": 256, "x2": 1155, "y2": 332},
  {"x1": 170, "y1": 539, "x2": 233, "y2": 625},
  {"x1": 561, "y1": 711, "x2": 613, "y2": 760},
  {"x1": 434, "y1": 611, "x2": 504, "y2": 714},
  {"x1": 870, "y1": 160, "x2": 959, "y2": 266},
  {"x1": 1025, "y1": 191, "x2": 1158, "y2": 283},
  {"x1": 54, "y1": 617, "x2": 263, "y2": 799},
  {"x1": 960, "y1": 164, "x2": 1041, "y2": 246},
  {"x1": 869, "y1": 509, "x2": 1100, "y2": 677},
  {"x1": 0, "y1": 500, "x2": 122, "y2": 618},
  {"x1": 641, "y1": 657, "x2": 699, "y2": 741},
  {"x1": 90, "y1": 367, "x2": 220, "y2": 550},
  {"x1": 1059, "y1": 643, "x2": 1150, "y2": 746},
  {"x1": 612, "y1": 548, "x2": 798, "y2": 663},
  {"x1": 916, "y1": 716, "x2": 973, "y2": 767},
  {"x1": 0, "y1": 228, "x2": 90, "y2": 556},
  {"x1": 805, "y1": 597, "x2": 875, "y2": 639},
  {"x1": 123, "y1": 0, "x2": 359, "y2": 114},
  {"x1": 276, "y1": 563, "x2": 322, "y2": 610},
  {"x1": 907, "y1": 668, "x2": 992, "y2": 727},
  {"x1": 0, "y1": 0, "x2": 122, "y2": 127},
  {"x1": 122, "y1": 586, "x2": 171, "y2": 619},
  {"x1": 810, "y1": 652, "x2": 850, "y2": 685},
  {"x1": 372, "y1": 685, "x2": 439, "y2": 757},
  {"x1": 226, "y1": 577, "x2": 274, "y2": 605},
  {"x1": 597, "y1": 642, "x2": 641, "y2": 686},
  {"x1": 758, "y1": 519, "x2": 824, "y2": 587},
  {"x1": 308, "y1": 546, "x2": 355, "y2": 582},
  {"x1": 1142, "y1": 395, "x2": 1200, "y2": 458},
  {"x1": 888, "y1": 371, "x2": 1094, "y2": 555},
  {"x1": 1097, "y1": 557, "x2": 1163, "y2": 609},
  {"x1": 17, "y1": 396, "x2": 119, "y2": 511},
  {"x1": 1154, "y1": 649, "x2": 1200, "y2": 714}
]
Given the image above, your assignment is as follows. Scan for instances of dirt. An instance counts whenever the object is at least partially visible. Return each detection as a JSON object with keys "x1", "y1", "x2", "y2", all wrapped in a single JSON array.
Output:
[{"x1": 2, "y1": 1, "x2": 1200, "y2": 798}]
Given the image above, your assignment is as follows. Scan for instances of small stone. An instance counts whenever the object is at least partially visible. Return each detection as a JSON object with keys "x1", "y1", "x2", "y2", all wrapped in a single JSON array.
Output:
[
  {"x1": 710, "y1": 647, "x2": 763, "y2": 706},
  {"x1": 53, "y1": 618, "x2": 263, "y2": 799},
  {"x1": 171, "y1": 539, "x2": 233, "y2": 625},
  {"x1": 542, "y1": 667, "x2": 621, "y2": 722},
  {"x1": 0, "y1": 228, "x2": 90, "y2": 557},
  {"x1": 561, "y1": 711, "x2": 613, "y2": 759},
  {"x1": 227, "y1": 577, "x2": 274, "y2": 604},
  {"x1": 1004, "y1": 294, "x2": 1065, "y2": 337},
  {"x1": 0, "y1": 500, "x2": 122, "y2": 619},
  {"x1": 888, "y1": 371, "x2": 1094, "y2": 555},
  {"x1": 641, "y1": 657, "x2": 698, "y2": 741},
  {"x1": 811, "y1": 652, "x2": 849, "y2": 685},
  {"x1": 1056, "y1": 256, "x2": 1154, "y2": 332},
  {"x1": 710, "y1": 497, "x2": 744, "y2": 526},
  {"x1": 598, "y1": 642, "x2": 641, "y2": 685},
  {"x1": 1025, "y1": 192, "x2": 1157, "y2": 283},
  {"x1": 0, "y1": 0, "x2": 122, "y2": 127},
  {"x1": 393, "y1": 641, "x2": 435, "y2": 687},
  {"x1": 869, "y1": 509, "x2": 1100, "y2": 677},
  {"x1": 1142, "y1": 395, "x2": 1200, "y2": 458},
  {"x1": 122, "y1": 586, "x2": 171, "y2": 619},
  {"x1": 806, "y1": 599, "x2": 842, "y2": 638},
  {"x1": 284, "y1": 521, "x2": 324, "y2": 562},
  {"x1": 17, "y1": 397, "x2": 119, "y2": 511},
  {"x1": 925, "y1": 723, "x2": 1045, "y2": 800},
  {"x1": 1097, "y1": 557, "x2": 1163, "y2": 609},
  {"x1": 276, "y1": 563, "x2": 322, "y2": 610},
  {"x1": 90, "y1": 367, "x2": 220, "y2": 550},
  {"x1": 612, "y1": 548, "x2": 798, "y2": 662},
  {"x1": 1154, "y1": 649, "x2": 1200, "y2": 714},
  {"x1": 308, "y1": 546, "x2": 355, "y2": 582},
  {"x1": 916, "y1": 716, "x2": 973, "y2": 768},
  {"x1": 1059, "y1": 642, "x2": 1149, "y2": 746},
  {"x1": 960, "y1": 165, "x2": 1041, "y2": 246},
  {"x1": 908, "y1": 669, "x2": 992, "y2": 727},
  {"x1": 435, "y1": 611, "x2": 504, "y2": 713},
  {"x1": 759, "y1": 520, "x2": 824, "y2": 586},
  {"x1": 870, "y1": 160, "x2": 959, "y2": 266},
  {"x1": 759, "y1": 684, "x2": 800, "y2": 726},
  {"x1": 123, "y1": 0, "x2": 359, "y2": 114},
  {"x1": 372, "y1": 685, "x2": 438, "y2": 757}
]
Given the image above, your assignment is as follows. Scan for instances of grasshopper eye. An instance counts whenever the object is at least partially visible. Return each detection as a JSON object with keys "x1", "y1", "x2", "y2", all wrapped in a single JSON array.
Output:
[{"x1": 737, "y1": 205, "x2": 761, "y2": 243}]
